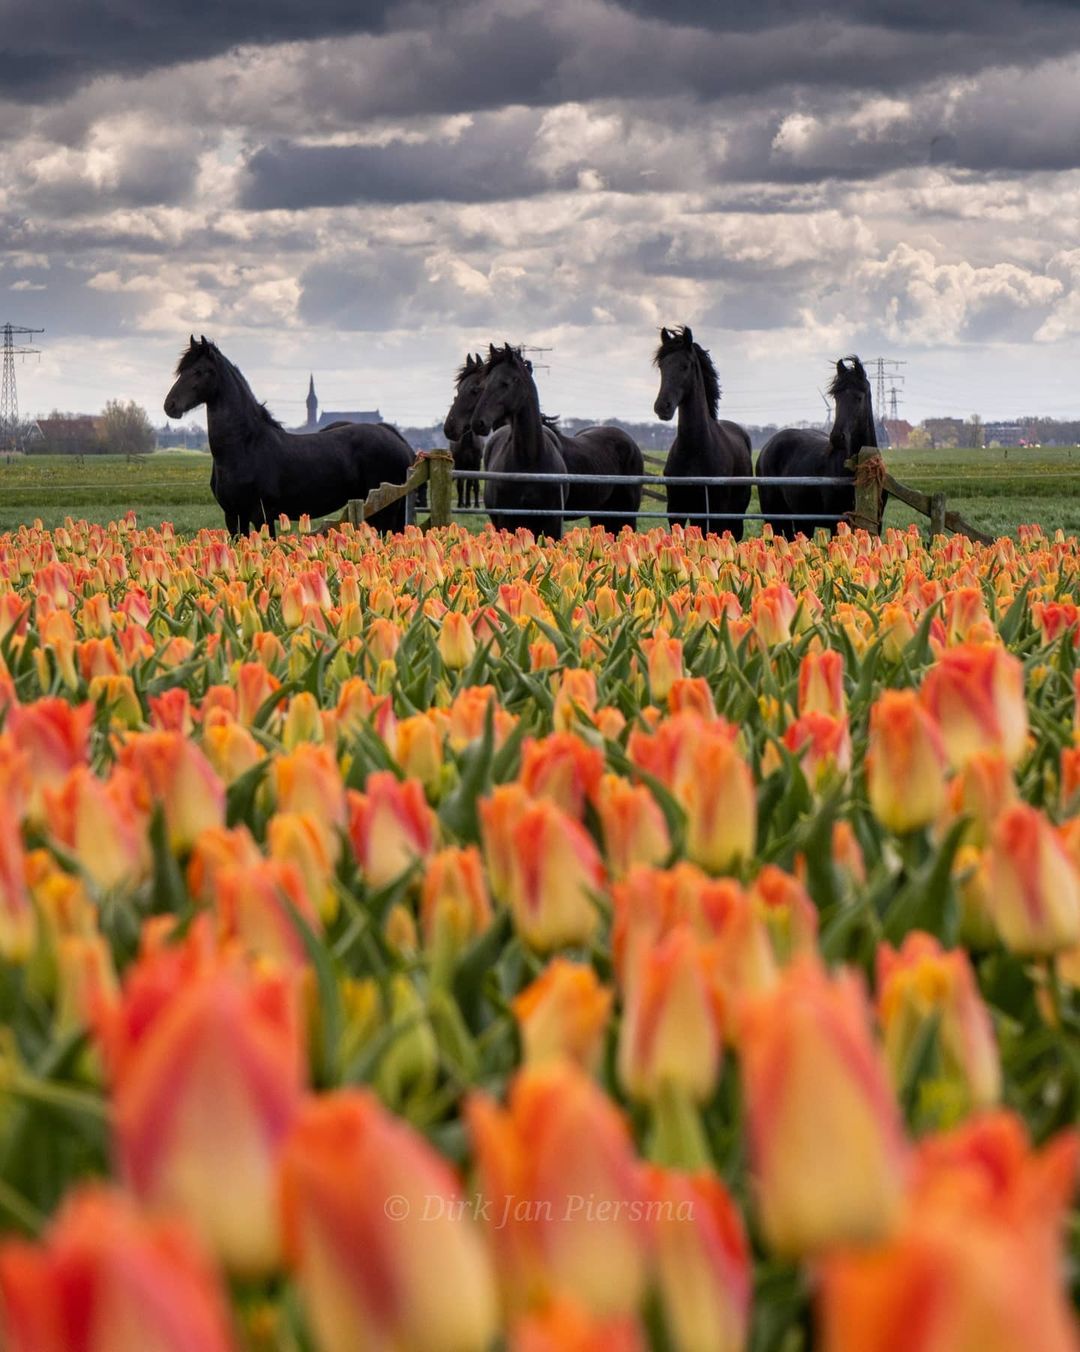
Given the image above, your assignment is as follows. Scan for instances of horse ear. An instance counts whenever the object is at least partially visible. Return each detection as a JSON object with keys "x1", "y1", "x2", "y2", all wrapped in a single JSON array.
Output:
[
  {"x1": 488, "y1": 343, "x2": 498, "y2": 359},
  {"x1": 200, "y1": 335, "x2": 209, "y2": 349},
  {"x1": 836, "y1": 359, "x2": 846, "y2": 375},
  {"x1": 660, "y1": 326, "x2": 670, "y2": 341},
  {"x1": 525, "y1": 359, "x2": 534, "y2": 373},
  {"x1": 682, "y1": 325, "x2": 693, "y2": 346}
]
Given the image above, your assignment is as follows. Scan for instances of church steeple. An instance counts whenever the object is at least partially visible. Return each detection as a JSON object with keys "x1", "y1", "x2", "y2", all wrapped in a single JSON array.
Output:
[{"x1": 306, "y1": 374, "x2": 318, "y2": 429}]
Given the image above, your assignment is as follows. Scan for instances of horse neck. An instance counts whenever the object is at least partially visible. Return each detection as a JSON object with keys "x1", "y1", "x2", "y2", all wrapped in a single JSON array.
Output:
[
  {"x1": 676, "y1": 358, "x2": 713, "y2": 446},
  {"x1": 205, "y1": 364, "x2": 267, "y2": 460},
  {"x1": 830, "y1": 402, "x2": 877, "y2": 464},
  {"x1": 507, "y1": 375, "x2": 547, "y2": 463}
]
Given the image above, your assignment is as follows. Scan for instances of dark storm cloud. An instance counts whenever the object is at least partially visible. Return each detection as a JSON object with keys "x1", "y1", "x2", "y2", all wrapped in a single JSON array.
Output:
[
  {"x1": 240, "y1": 111, "x2": 565, "y2": 208},
  {"x1": 0, "y1": 0, "x2": 397, "y2": 100}
]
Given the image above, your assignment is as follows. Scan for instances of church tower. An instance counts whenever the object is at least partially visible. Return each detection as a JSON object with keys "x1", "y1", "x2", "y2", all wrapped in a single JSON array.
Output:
[{"x1": 306, "y1": 374, "x2": 318, "y2": 429}]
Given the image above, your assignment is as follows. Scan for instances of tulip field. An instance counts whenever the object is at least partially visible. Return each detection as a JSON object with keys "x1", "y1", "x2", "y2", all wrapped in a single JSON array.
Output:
[{"x1": 0, "y1": 512, "x2": 1078, "y2": 1350}]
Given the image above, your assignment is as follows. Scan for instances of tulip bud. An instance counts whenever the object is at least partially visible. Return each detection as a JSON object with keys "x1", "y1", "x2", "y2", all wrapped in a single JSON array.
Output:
[
  {"x1": 920, "y1": 643, "x2": 1028, "y2": 769},
  {"x1": 395, "y1": 714, "x2": 444, "y2": 793},
  {"x1": 876, "y1": 931, "x2": 1001, "y2": 1116},
  {"x1": 118, "y1": 731, "x2": 225, "y2": 854},
  {"x1": 280, "y1": 1090, "x2": 498, "y2": 1352},
  {"x1": 642, "y1": 631, "x2": 684, "y2": 702},
  {"x1": 420, "y1": 846, "x2": 492, "y2": 963},
  {"x1": 0, "y1": 814, "x2": 35, "y2": 962},
  {"x1": 594, "y1": 773, "x2": 671, "y2": 878},
  {"x1": 984, "y1": 804, "x2": 1080, "y2": 955},
  {"x1": 438, "y1": 610, "x2": 478, "y2": 669},
  {"x1": 347, "y1": 772, "x2": 438, "y2": 890},
  {"x1": 798, "y1": 647, "x2": 846, "y2": 719},
  {"x1": 748, "y1": 864, "x2": 818, "y2": 964},
  {"x1": 866, "y1": 689, "x2": 947, "y2": 834},
  {"x1": 512, "y1": 959, "x2": 612, "y2": 1072},
  {"x1": 45, "y1": 765, "x2": 148, "y2": 892},
  {"x1": 738, "y1": 958, "x2": 908, "y2": 1257},
  {"x1": 680, "y1": 728, "x2": 756, "y2": 875},
  {"x1": 617, "y1": 925, "x2": 723, "y2": 1105},
  {"x1": 98, "y1": 924, "x2": 306, "y2": 1276},
  {"x1": 510, "y1": 1301, "x2": 646, "y2": 1351},
  {"x1": 501, "y1": 797, "x2": 605, "y2": 953},
  {"x1": 519, "y1": 733, "x2": 605, "y2": 819},
  {"x1": 467, "y1": 1062, "x2": 649, "y2": 1318},
  {"x1": 201, "y1": 718, "x2": 265, "y2": 786},
  {"x1": 646, "y1": 1167, "x2": 751, "y2": 1352},
  {"x1": 0, "y1": 1188, "x2": 237, "y2": 1352}
]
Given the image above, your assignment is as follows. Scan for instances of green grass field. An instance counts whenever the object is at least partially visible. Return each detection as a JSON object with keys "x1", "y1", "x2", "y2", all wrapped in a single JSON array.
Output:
[{"x1": 2, "y1": 446, "x2": 1079, "y2": 539}]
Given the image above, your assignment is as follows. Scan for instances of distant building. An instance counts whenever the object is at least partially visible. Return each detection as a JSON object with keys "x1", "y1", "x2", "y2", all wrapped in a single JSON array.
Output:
[
  {"x1": 29, "y1": 416, "x2": 104, "y2": 455},
  {"x1": 298, "y1": 375, "x2": 381, "y2": 431},
  {"x1": 883, "y1": 418, "x2": 914, "y2": 448}
]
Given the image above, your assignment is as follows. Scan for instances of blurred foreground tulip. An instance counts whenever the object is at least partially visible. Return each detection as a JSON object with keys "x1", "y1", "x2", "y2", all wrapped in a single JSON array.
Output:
[
  {"x1": 0, "y1": 1187, "x2": 237, "y2": 1352},
  {"x1": 99, "y1": 924, "x2": 306, "y2": 1276},
  {"x1": 819, "y1": 1113, "x2": 1080, "y2": 1352},
  {"x1": 512, "y1": 960, "x2": 612, "y2": 1072},
  {"x1": 467, "y1": 1062, "x2": 649, "y2": 1318},
  {"x1": 921, "y1": 642, "x2": 1028, "y2": 769},
  {"x1": 738, "y1": 958, "x2": 908, "y2": 1257},
  {"x1": 347, "y1": 771, "x2": 437, "y2": 889},
  {"x1": 985, "y1": 804, "x2": 1080, "y2": 955},
  {"x1": 866, "y1": 689, "x2": 947, "y2": 833},
  {"x1": 280, "y1": 1090, "x2": 497, "y2": 1352}
]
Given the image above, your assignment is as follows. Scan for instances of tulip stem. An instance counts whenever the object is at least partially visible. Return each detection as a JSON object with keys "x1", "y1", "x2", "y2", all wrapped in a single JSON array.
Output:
[{"x1": 648, "y1": 1082, "x2": 713, "y2": 1170}]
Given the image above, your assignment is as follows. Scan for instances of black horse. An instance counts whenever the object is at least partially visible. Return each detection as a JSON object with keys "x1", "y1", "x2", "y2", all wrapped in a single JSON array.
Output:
[
  {"x1": 465, "y1": 345, "x2": 643, "y2": 536},
  {"x1": 470, "y1": 344, "x2": 568, "y2": 540},
  {"x1": 757, "y1": 356, "x2": 880, "y2": 539},
  {"x1": 653, "y1": 326, "x2": 753, "y2": 539},
  {"x1": 442, "y1": 354, "x2": 486, "y2": 510},
  {"x1": 163, "y1": 336, "x2": 414, "y2": 536}
]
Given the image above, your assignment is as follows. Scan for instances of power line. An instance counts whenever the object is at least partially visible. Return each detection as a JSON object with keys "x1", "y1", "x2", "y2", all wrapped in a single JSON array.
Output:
[{"x1": 1, "y1": 323, "x2": 44, "y2": 453}]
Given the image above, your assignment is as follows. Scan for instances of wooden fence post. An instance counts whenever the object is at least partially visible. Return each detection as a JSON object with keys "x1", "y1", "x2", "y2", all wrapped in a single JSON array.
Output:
[
  {"x1": 849, "y1": 446, "x2": 883, "y2": 536},
  {"x1": 929, "y1": 491, "x2": 947, "y2": 539},
  {"x1": 426, "y1": 451, "x2": 455, "y2": 528}
]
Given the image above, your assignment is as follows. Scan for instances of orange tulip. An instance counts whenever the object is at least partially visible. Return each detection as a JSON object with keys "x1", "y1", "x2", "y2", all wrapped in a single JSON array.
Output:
[
  {"x1": 512, "y1": 959, "x2": 612, "y2": 1072},
  {"x1": 552, "y1": 667, "x2": 599, "y2": 732},
  {"x1": 419, "y1": 845, "x2": 492, "y2": 956},
  {"x1": 280, "y1": 1090, "x2": 497, "y2": 1352},
  {"x1": 782, "y1": 711, "x2": 852, "y2": 790},
  {"x1": 44, "y1": 765, "x2": 148, "y2": 892},
  {"x1": 921, "y1": 642, "x2": 1028, "y2": 769},
  {"x1": 519, "y1": 732, "x2": 605, "y2": 819},
  {"x1": 748, "y1": 864, "x2": 818, "y2": 964},
  {"x1": 99, "y1": 923, "x2": 306, "y2": 1276},
  {"x1": 818, "y1": 1113, "x2": 1080, "y2": 1352},
  {"x1": 751, "y1": 582, "x2": 798, "y2": 646},
  {"x1": 876, "y1": 932, "x2": 1001, "y2": 1114},
  {"x1": 117, "y1": 730, "x2": 225, "y2": 854},
  {"x1": 866, "y1": 689, "x2": 948, "y2": 833},
  {"x1": 738, "y1": 958, "x2": 908, "y2": 1257},
  {"x1": 642, "y1": 631, "x2": 684, "y2": 702},
  {"x1": 438, "y1": 609, "x2": 478, "y2": 669},
  {"x1": 984, "y1": 804, "x2": 1080, "y2": 955},
  {"x1": 467, "y1": 1062, "x2": 649, "y2": 1317},
  {"x1": 347, "y1": 771, "x2": 438, "y2": 889},
  {"x1": 617, "y1": 925, "x2": 723, "y2": 1104},
  {"x1": 186, "y1": 825, "x2": 263, "y2": 905},
  {"x1": 594, "y1": 773, "x2": 671, "y2": 877},
  {"x1": 6, "y1": 697, "x2": 94, "y2": 822},
  {"x1": 798, "y1": 647, "x2": 846, "y2": 719},
  {"x1": 497, "y1": 796, "x2": 605, "y2": 952},
  {"x1": 667, "y1": 675, "x2": 716, "y2": 719},
  {"x1": 211, "y1": 857, "x2": 321, "y2": 967},
  {"x1": 680, "y1": 727, "x2": 757, "y2": 874},
  {"x1": 0, "y1": 813, "x2": 34, "y2": 961},
  {"x1": 0, "y1": 1187, "x2": 237, "y2": 1352},
  {"x1": 394, "y1": 713, "x2": 444, "y2": 792},
  {"x1": 274, "y1": 743, "x2": 346, "y2": 862},
  {"x1": 510, "y1": 1300, "x2": 646, "y2": 1351},
  {"x1": 646, "y1": 1167, "x2": 751, "y2": 1352}
]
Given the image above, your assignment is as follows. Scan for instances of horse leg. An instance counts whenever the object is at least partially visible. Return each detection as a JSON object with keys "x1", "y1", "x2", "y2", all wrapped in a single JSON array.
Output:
[{"x1": 457, "y1": 479, "x2": 465, "y2": 511}]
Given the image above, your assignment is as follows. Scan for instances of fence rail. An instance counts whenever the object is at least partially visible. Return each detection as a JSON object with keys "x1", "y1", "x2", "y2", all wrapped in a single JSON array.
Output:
[{"x1": 343, "y1": 446, "x2": 993, "y2": 544}]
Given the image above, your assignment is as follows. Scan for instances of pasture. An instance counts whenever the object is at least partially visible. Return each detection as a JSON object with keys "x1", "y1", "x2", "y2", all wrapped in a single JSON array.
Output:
[{"x1": 3, "y1": 444, "x2": 1080, "y2": 537}]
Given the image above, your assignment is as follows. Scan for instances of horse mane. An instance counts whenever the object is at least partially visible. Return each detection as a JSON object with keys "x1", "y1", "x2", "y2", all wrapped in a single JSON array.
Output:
[
  {"x1": 455, "y1": 352, "x2": 484, "y2": 385},
  {"x1": 174, "y1": 336, "x2": 283, "y2": 430},
  {"x1": 653, "y1": 326, "x2": 721, "y2": 417},
  {"x1": 829, "y1": 356, "x2": 870, "y2": 400}
]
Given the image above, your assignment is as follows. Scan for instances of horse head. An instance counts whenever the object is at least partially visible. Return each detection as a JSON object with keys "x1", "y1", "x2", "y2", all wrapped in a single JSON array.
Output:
[
  {"x1": 164, "y1": 335, "x2": 221, "y2": 418},
  {"x1": 653, "y1": 325, "x2": 719, "y2": 421},
  {"x1": 443, "y1": 352, "x2": 486, "y2": 441},
  {"x1": 828, "y1": 356, "x2": 875, "y2": 457},
  {"x1": 471, "y1": 343, "x2": 532, "y2": 438}
]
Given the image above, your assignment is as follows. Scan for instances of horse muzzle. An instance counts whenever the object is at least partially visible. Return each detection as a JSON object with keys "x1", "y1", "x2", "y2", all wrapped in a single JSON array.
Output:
[
  {"x1": 471, "y1": 414, "x2": 492, "y2": 437},
  {"x1": 163, "y1": 396, "x2": 182, "y2": 418},
  {"x1": 654, "y1": 398, "x2": 674, "y2": 422}
]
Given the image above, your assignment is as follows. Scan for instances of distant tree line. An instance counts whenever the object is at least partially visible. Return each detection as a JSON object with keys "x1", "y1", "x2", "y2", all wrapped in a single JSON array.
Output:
[{"x1": 27, "y1": 401, "x2": 161, "y2": 456}]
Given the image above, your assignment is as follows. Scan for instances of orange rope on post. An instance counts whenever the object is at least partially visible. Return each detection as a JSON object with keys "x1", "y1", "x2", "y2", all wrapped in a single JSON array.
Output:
[{"x1": 845, "y1": 447, "x2": 886, "y2": 534}]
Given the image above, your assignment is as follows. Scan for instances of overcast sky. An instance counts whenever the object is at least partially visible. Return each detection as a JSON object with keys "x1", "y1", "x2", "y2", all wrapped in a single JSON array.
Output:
[{"x1": 6, "y1": 0, "x2": 1080, "y2": 431}]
